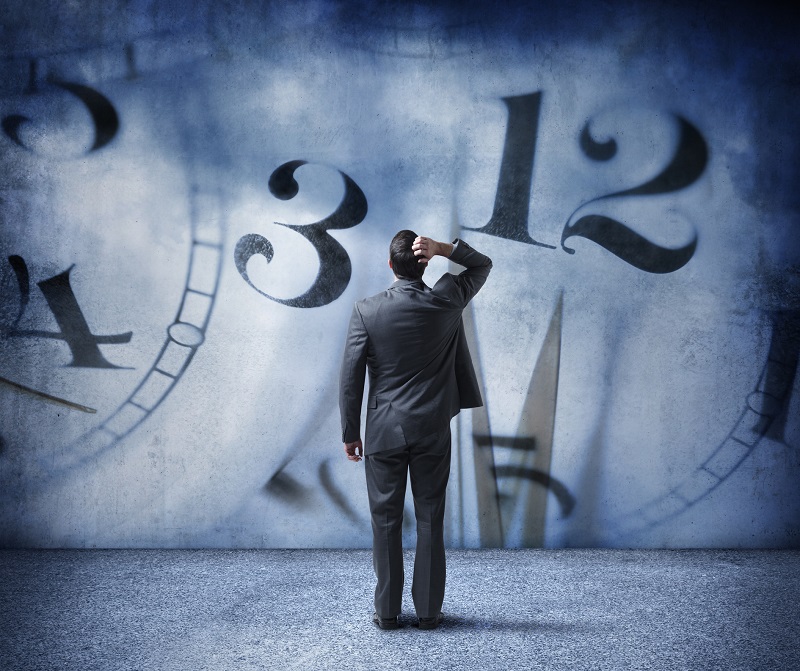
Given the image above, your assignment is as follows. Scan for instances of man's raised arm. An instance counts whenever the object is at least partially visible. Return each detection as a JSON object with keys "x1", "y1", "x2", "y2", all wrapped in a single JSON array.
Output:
[{"x1": 412, "y1": 236, "x2": 492, "y2": 305}]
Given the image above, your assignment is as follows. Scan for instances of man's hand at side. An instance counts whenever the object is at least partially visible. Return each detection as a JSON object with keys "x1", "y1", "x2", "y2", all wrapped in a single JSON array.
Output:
[
  {"x1": 344, "y1": 440, "x2": 363, "y2": 462},
  {"x1": 412, "y1": 236, "x2": 453, "y2": 264}
]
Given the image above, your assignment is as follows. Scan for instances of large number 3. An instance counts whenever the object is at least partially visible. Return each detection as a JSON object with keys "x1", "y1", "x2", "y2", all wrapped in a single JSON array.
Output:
[{"x1": 234, "y1": 161, "x2": 368, "y2": 308}]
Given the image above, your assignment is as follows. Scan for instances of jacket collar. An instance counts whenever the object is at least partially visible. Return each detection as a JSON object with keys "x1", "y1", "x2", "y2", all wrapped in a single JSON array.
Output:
[{"x1": 390, "y1": 278, "x2": 428, "y2": 289}]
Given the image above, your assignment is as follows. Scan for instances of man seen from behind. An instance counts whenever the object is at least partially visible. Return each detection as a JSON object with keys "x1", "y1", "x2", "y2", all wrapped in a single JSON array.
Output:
[{"x1": 339, "y1": 231, "x2": 492, "y2": 631}]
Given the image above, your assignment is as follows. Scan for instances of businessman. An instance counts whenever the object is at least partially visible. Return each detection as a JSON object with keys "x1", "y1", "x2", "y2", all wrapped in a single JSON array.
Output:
[{"x1": 339, "y1": 231, "x2": 492, "y2": 630}]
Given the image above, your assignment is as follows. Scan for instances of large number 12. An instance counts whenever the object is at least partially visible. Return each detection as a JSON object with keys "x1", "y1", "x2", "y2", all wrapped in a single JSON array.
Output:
[{"x1": 468, "y1": 91, "x2": 708, "y2": 274}]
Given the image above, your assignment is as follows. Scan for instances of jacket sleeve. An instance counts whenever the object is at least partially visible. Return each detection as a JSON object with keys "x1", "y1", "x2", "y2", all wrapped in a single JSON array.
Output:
[
  {"x1": 339, "y1": 303, "x2": 369, "y2": 442},
  {"x1": 447, "y1": 238, "x2": 493, "y2": 306}
]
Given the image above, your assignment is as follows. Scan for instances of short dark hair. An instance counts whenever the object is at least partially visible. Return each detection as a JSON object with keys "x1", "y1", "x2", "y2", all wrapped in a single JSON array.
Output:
[{"x1": 389, "y1": 229, "x2": 425, "y2": 280}]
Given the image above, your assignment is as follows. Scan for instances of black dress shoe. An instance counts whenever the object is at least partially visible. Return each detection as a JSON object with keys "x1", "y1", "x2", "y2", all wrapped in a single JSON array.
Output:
[
  {"x1": 418, "y1": 612, "x2": 443, "y2": 630},
  {"x1": 372, "y1": 612, "x2": 400, "y2": 630}
]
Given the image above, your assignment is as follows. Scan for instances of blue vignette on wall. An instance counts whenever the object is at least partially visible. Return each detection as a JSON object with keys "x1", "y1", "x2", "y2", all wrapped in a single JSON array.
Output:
[{"x1": 0, "y1": 0, "x2": 797, "y2": 548}]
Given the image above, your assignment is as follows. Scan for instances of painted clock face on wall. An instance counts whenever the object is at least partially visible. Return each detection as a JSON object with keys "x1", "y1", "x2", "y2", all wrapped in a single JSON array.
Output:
[
  {"x1": 0, "y1": 24, "x2": 375, "y2": 546},
  {"x1": 0, "y1": 34, "x2": 232, "y2": 544},
  {"x1": 0, "y1": 1, "x2": 797, "y2": 548}
]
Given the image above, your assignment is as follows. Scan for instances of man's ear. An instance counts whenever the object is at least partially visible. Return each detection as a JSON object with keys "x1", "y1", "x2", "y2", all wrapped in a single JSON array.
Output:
[{"x1": 388, "y1": 259, "x2": 393, "y2": 270}]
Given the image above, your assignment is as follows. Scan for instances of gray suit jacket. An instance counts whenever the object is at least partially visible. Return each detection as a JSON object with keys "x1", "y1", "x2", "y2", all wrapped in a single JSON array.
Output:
[{"x1": 339, "y1": 239, "x2": 492, "y2": 455}]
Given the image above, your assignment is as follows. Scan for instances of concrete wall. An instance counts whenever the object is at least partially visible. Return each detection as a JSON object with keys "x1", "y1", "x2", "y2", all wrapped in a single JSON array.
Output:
[{"x1": 0, "y1": 0, "x2": 798, "y2": 548}]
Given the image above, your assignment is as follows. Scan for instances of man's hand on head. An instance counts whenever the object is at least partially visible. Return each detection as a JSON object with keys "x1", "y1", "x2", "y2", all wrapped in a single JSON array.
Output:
[
  {"x1": 413, "y1": 237, "x2": 453, "y2": 264},
  {"x1": 344, "y1": 440, "x2": 363, "y2": 462}
]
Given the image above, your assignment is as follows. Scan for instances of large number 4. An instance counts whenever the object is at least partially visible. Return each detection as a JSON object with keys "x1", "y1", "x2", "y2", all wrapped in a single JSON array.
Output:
[{"x1": 4, "y1": 255, "x2": 131, "y2": 368}]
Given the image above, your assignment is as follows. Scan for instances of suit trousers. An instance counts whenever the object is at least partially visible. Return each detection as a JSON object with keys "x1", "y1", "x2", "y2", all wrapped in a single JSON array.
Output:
[{"x1": 364, "y1": 428, "x2": 451, "y2": 620}]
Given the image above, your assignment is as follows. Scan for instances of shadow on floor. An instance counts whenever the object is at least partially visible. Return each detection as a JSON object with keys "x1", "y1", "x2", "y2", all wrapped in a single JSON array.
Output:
[{"x1": 395, "y1": 613, "x2": 594, "y2": 633}]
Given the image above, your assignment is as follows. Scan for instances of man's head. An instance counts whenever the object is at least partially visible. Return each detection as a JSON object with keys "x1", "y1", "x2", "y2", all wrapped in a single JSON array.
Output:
[{"x1": 389, "y1": 229, "x2": 425, "y2": 280}]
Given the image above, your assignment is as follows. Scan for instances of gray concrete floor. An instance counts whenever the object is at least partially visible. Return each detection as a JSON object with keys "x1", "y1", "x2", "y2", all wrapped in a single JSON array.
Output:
[{"x1": 1, "y1": 549, "x2": 799, "y2": 670}]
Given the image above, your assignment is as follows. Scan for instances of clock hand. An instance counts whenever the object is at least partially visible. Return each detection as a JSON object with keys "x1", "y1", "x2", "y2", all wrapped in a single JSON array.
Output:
[{"x1": 0, "y1": 375, "x2": 96, "y2": 414}]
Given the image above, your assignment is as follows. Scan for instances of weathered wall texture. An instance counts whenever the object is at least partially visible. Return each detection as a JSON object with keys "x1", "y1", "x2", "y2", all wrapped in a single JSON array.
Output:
[{"x1": 0, "y1": 1, "x2": 798, "y2": 548}]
